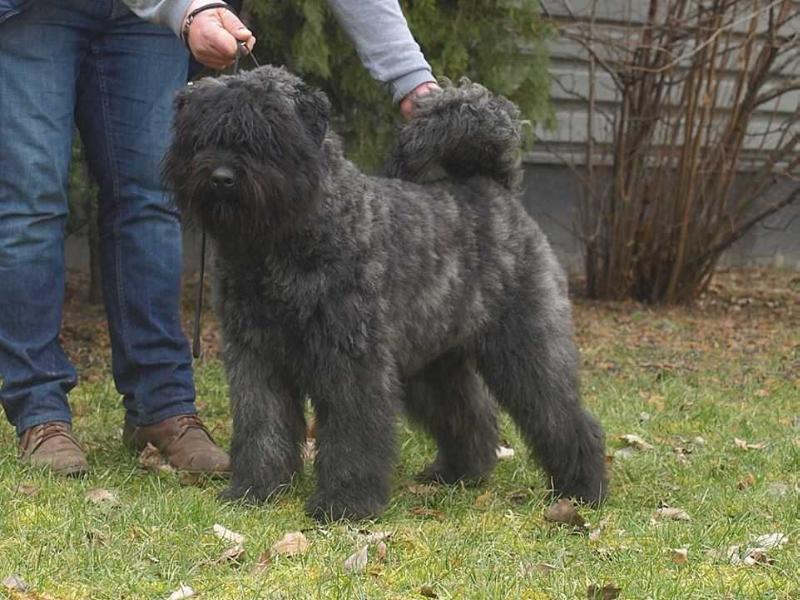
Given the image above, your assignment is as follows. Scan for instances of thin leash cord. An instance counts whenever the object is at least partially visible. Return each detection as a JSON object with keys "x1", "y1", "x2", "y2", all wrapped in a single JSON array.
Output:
[{"x1": 191, "y1": 43, "x2": 259, "y2": 359}]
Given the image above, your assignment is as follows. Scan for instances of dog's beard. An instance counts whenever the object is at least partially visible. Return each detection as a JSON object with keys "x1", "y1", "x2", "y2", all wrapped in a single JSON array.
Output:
[
  {"x1": 177, "y1": 163, "x2": 322, "y2": 244},
  {"x1": 164, "y1": 132, "x2": 326, "y2": 246}
]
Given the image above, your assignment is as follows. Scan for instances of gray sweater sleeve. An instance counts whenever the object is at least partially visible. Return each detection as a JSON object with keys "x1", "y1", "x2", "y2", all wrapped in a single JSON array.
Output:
[
  {"x1": 122, "y1": 0, "x2": 193, "y2": 38},
  {"x1": 325, "y1": 0, "x2": 434, "y2": 103},
  {"x1": 122, "y1": 0, "x2": 434, "y2": 103}
]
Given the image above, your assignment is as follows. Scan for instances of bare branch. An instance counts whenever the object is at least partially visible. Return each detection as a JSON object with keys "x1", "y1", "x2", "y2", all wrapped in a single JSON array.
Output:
[
  {"x1": 754, "y1": 79, "x2": 800, "y2": 106},
  {"x1": 694, "y1": 185, "x2": 800, "y2": 265}
]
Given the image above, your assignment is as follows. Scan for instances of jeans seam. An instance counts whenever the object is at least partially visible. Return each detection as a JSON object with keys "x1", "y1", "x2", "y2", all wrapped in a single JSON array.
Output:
[{"x1": 93, "y1": 45, "x2": 139, "y2": 418}]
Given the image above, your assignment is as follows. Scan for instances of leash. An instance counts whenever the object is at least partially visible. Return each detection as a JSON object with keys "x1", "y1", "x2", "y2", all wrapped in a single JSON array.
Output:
[{"x1": 192, "y1": 42, "x2": 260, "y2": 359}]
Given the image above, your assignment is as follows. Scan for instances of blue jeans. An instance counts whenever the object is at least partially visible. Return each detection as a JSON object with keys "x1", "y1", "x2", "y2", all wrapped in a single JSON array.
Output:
[{"x1": 0, "y1": 0, "x2": 197, "y2": 435}]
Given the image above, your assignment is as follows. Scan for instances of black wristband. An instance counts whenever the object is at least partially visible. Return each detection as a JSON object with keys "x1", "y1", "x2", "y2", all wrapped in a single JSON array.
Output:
[{"x1": 182, "y1": 2, "x2": 236, "y2": 51}]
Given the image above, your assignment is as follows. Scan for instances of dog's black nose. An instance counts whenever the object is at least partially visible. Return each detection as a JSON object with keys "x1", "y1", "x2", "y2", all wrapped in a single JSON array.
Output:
[{"x1": 211, "y1": 166, "x2": 236, "y2": 189}]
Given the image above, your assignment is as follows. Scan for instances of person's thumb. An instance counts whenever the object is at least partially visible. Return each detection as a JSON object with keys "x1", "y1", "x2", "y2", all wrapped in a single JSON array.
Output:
[{"x1": 219, "y1": 9, "x2": 253, "y2": 42}]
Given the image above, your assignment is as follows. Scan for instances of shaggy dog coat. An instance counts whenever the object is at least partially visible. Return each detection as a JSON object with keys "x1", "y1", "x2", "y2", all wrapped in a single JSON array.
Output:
[{"x1": 163, "y1": 66, "x2": 608, "y2": 520}]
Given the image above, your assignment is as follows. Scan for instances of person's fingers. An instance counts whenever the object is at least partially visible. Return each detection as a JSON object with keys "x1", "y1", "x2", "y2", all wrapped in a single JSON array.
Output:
[
  {"x1": 219, "y1": 9, "x2": 254, "y2": 43},
  {"x1": 187, "y1": 7, "x2": 256, "y2": 69}
]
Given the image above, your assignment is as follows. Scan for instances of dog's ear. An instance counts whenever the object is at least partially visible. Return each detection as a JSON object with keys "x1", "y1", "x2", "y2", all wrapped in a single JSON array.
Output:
[{"x1": 295, "y1": 86, "x2": 330, "y2": 146}]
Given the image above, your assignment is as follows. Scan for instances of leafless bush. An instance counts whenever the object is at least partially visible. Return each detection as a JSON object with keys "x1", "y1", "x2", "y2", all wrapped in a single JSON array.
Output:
[{"x1": 545, "y1": 0, "x2": 799, "y2": 304}]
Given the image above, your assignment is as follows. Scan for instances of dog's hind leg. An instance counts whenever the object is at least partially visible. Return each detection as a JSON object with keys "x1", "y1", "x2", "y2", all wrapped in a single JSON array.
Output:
[
  {"x1": 404, "y1": 353, "x2": 499, "y2": 485},
  {"x1": 476, "y1": 295, "x2": 608, "y2": 505},
  {"x1": 218, "y1": 343, "x2": 306, "y2": 504},
  {"x1": 306, "y1": 361, "x2": 400, "y2": 521}
]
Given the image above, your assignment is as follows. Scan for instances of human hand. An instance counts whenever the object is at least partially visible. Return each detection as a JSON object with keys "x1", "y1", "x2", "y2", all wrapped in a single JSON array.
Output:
[
  {"x1": 400, "y1": 81, "x2": 441, "y2": 120},
  {"x1": 184, "y1": 1, "x2": 256, "y2": 70}
]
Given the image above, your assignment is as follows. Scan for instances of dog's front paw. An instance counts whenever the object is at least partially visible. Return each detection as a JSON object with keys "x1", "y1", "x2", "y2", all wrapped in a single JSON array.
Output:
[
  {"x1": 554, "y1": 475, "x2": 609, "y2": 507},
  {"x1": 218, "y1": 480, "x2": 291, "y2": 505},
  {"x1": 416, "y1": 462, "x2": 487, "y2": 487},
  {"x1": 305, "y1": 491, "x2": 386, "y2": 522},
  {"x1": 218, "y1": 485, "x2": 262, "y2": 505}
]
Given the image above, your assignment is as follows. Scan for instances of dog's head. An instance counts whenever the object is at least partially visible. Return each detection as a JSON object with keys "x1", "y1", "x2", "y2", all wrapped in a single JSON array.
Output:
[{"x1": 162, "y1": 65, "x2": 331, "y2": 241}]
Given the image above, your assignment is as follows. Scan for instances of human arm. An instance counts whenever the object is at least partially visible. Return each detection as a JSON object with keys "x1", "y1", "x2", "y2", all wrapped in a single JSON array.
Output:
[
  {"x1": 121, "y1": 1, "x2": 254, "y2": 69},
  {"x1": 122, "y1": 0, "x2": 437, "y2": 111},
  {"x1": 325, "y1": 0, "x2": 437, "y2": 104}
]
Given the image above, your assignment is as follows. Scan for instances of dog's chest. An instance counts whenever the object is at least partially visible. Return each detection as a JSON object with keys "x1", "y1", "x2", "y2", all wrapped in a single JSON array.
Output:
[{"x1": 215, "y1": 255, "x2": 371, "y2": 361}]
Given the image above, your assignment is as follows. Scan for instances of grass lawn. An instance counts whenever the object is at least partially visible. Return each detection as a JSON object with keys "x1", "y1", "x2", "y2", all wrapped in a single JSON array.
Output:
[{"x1": 1, "y1": 268, "x2": 798, "y2": 599}]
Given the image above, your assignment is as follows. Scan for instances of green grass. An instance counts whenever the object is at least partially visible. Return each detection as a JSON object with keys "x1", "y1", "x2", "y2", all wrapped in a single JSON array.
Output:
[{"x1": 1, "y1": 271, "x2": 798, "y2": 599}]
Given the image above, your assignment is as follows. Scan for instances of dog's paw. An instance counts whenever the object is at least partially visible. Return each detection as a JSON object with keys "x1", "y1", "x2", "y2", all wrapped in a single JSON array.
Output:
[
  {"x1": 416, "y1": 462, "x2": 487, "y2": 487},
  {"x1": 305, "y1": 491, "x2": 385, "y2": 522},
  {"x1": 554, "y1": 478, "x2": 609, "y2": 507},
  {"x1": 218, "y1": 485, "x2": 263, "y2": 505},
  {"x1": 218, "y1": 480, "x2": 291, "y2": 505}
]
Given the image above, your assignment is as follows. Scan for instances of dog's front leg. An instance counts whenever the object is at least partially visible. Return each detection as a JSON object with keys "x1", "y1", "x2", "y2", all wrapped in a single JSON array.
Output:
[
  {"x1": 218, "y1": 343, "x2": 305, "y2": 504},
  {"x1": 306, "y1": 362, "x2": 399, "y2": 521}
]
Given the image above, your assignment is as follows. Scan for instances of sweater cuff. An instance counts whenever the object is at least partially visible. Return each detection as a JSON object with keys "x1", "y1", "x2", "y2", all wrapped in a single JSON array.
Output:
[
  {"x1": 390, "y1": 69, "x2": 437, "y2": 105},
  {"x1": 164, "y1": 0, "x2": 200, "y2": 38}
]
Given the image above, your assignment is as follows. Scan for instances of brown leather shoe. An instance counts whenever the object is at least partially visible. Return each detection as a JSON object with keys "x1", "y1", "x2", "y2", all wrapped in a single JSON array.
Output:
[
  {"x1": 18, "y1": 421, "x2": 90, "y2": 477},
  {"x1": 123, "y1": 414, "x2": 230, "y2": 476}
]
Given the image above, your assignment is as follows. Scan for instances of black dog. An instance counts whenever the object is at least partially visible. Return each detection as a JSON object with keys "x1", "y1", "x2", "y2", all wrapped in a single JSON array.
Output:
[{"x1": 163, "y1": 66, "x2": 607, "y2": 520}]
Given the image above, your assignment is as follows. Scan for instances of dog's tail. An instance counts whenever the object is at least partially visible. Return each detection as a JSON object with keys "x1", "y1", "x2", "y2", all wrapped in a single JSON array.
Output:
[{"x1": 386, "y1": 79, "x2": 522, "y2": 190}]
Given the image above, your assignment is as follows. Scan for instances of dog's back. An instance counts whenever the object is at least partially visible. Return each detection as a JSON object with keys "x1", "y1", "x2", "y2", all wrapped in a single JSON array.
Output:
[{"x1": 385, "y1": 80, "x2": 523, "y2": 191}]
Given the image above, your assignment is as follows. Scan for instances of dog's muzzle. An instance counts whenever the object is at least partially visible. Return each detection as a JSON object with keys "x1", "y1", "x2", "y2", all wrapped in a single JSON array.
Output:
[{"x1": 210, "y1": 166, "x2": 236, "y2": 198}]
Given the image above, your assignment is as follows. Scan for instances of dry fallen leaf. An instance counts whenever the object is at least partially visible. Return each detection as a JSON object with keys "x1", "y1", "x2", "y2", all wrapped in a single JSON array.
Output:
[
  {"x1": 270, "y1": 531, "x2": 309, "y2": 557},
  {"x1": 692, "y1": 436, "x2": 706, "y2": 446},
  {"x1": 343, "y1": 545, "x2": 368, "y2": 573},
  {"x1": 673, "y1": 447, "x2": 690, "y2": 465},
  {"x1": 751, "y1": 533, "x2": 788, "y2": 550},
  {"x1": 533, "y1": 562, "x2": 558, "y2": 575},
  {"x1": 733, "y1": 437, "x2": 767, "y2": 450},
  {"x1": 496, "y1": 445, "x2": 515, "y2": 459},
  {"x1": 707, "y1": 545, "x2": 742, "y2": 565},
  {"x1": 420, "y1": 585, "x2": 438, "y2": 598},
  {"x1": 671, "y1": 548, "x2": 688, "y2": 564},
  {"x1": 14, "y1": 483, "x2": 40, "y2": 497},
  {"x1": 85, "y1": 488, "x2": 120, "y2": 507},
  {"x1": 410, "y1": 507, "x2": 446, "y2": 521},
  {"x1": 619, "y1": 434, "x2": 654, "y2": 451},
  {"x1": 166, "y1": 585, "x2": 195, "y2": 600},
  {"x1": 375, "y1": 541, "x2": 388, "y2": 561},
  {"x1": 358, "y1": 531, "x2": 391, "y2": 544},
  {"x1": 737, "y1": 473, "x2": 756, "y2": 490},
  {"x1": 742, "y1": 548, "x2": 774, "y2": 566},
  {"x1": 218, "y1": 544, "x2": 245, "y2": 564},
  {"x1": 87, "y1": 529, "x2": 108, "y2": 547},
  {"x1": 506, "y1": 490, "x2": 530, "y2": 504},
  {"x1": 212, "y1": 524, "x2": 245, "y2": 545},
  {"x1": 707, "y1": 535, "x2": 786, "y2": 567},
  {"x1": 725, "y1": 546, "x2": 742, "y2": 565},
  {"x1": 473, "y1": 491, "x2": 493, "y2": 508},
  {"x1": 544, "y1": 499, "x2": 586, "y2": 528},
  {"x1": 3, "y1": 574, "x2": 28, "y2": 592},
  {"x1": 407, "y1": 484, "x2": 437, "y2": 496},
  {"x1": 766, "y1": 482, "x2": 790, "y2": 497},
  {"x1": 139, "y1": 443, "x2": 175, "y2": 473},
  {"x1": 613, "y1": 447, "x2": 636, "y2": 460},
  {"x1": 252, "y1": 552, "x2": 271, "y2": 575},
  {"x1": 589, "y1": 528, "x2": 602, "y2": 542},
  {"x1": 587, "y1": 583, "x2": 621, "y2": 599},
  {"x1": 652, "y1": 507, "x2": 691, "y2": 522}
]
